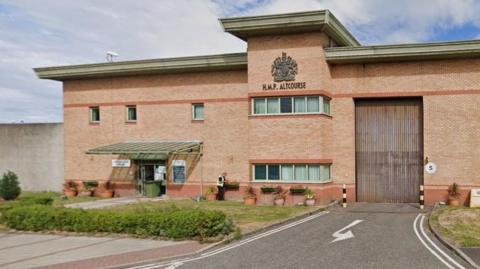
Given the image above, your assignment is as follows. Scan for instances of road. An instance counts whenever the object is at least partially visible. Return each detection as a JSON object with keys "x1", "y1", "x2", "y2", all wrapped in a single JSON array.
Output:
[{"x1": 125, "y1": 203, "x2": 472, "y2": 269}]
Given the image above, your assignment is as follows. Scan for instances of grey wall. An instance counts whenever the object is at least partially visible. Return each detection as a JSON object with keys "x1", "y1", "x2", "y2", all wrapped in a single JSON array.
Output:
[{"x1": 0, "y1": 123, "x2": 63, "y2": 192}]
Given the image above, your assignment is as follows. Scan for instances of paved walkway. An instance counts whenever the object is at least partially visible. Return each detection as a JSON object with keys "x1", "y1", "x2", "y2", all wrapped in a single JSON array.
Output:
[
  {"x1": 0, "y1": 232, "x2": 208, "y2": 269},
  {"x1": 65, "y1": 196, "x2": 167, "y2": 209}
]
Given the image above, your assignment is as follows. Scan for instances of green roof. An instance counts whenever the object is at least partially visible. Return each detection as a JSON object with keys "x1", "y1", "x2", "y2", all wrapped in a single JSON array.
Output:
[
  {"x1": 87, "y1": 141, "x2": 202, "y2": 160},
  {"x1": 220, "y1": 10, "x2": 360, "y2": 47},
  {"x1": 325, "y1": 40, "x2": 480, "y2": 64},
  {"x1": 34, "y1": 53, "x2": 247, "y2": 81}
]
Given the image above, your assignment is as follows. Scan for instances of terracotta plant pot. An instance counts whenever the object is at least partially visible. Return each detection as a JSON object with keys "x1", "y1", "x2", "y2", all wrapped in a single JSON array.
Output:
[
  {"x1": 64, "y1": 189, "x2": 77, "y2": 197},
  {"x1": 98, "y1": 190, "x2": 114, "y2": 198},
  {"x1": 274, "y1": 198, "x2": 285, "y2": 206},
  {"x1": 448, "y1": 197, "x2": 461, "y2": 206},
  {"x1": 206, "y1": 194, "x2": 217, "y2": 201},
  {"x1": 244, "y1": 196, "x2": 256, "y2": 205},
  {"x1": 305, "y1": 199, "x2": 316, "y2": 206}
]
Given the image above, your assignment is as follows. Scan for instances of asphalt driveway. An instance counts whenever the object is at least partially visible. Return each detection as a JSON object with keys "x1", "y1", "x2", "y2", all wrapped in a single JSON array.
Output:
[{"x1": 127, "y1": 203, "x2": 472, "y2": 269}]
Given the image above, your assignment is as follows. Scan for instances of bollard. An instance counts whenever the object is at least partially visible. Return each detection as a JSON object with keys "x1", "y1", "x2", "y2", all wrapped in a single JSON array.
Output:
[
  {"x1": 420, "y1": 185, "x2": 424, "y2": 210},
  {"x1": 342, "y1": 184, "x2": 347, "y2": 208}
]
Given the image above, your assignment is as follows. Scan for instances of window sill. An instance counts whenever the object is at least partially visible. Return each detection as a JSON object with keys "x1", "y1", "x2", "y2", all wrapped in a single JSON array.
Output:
[
  {"x1": 191, "y1": 119, "x2": 204, "y2": 123},
  {"x1": 125, "y1": 121, "x2": 137, "y2": 124},
  {"x1": 251, "y1": 180, "x2": 332, "y2": 184},
  {"x1": 249, "y1": 113, "x2": 332, "y2": 119},
  {"x1": 89, "y1": 121, "x2": 100, "y2": 125}
]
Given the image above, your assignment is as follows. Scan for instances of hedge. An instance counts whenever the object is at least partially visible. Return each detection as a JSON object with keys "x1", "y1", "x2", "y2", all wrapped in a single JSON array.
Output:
[{"x1": 3, "y1": 205, "x2": 234, "y2": 240}]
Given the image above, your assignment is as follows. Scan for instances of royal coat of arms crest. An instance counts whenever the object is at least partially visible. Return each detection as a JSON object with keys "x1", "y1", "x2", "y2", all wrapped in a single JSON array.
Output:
[{"x1": 271, "y1": 52, "x2": 298, "y2": 82}]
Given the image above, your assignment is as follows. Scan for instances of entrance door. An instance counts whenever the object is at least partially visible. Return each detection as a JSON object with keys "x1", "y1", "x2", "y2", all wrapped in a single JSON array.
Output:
[
  {"x1": 355, "y1": 98, "x2": 423, "y2": 203},
  {"x1": 137, "y1": 161, "x2": 166, "y2": 196}
]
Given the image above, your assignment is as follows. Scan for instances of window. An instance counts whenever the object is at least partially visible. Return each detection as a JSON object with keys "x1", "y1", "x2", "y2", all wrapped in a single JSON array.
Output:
[
  {"x1": 126, "y1": 106, "x2": 137, "y2": 122},
  {"x1": 280, "y1": 97, "x2": 292, "y2": 113},
  {"x1": 252, "y1": 164, "x2": 331, "y2": 182},
  {"x1": 251, "y1": 95, "x2": 330, "y2": 115},
  {"x1": 254, "y1": 165, "x2": 267, "y2": 180},
  {"x1": 253, "y1": 98, "x2": 265, "y2": 114},
  {"x1": 172, "y1": 160, "x2": 186, "y2": 183},
  {"x1": 268, "y1": 165, "x2": 280, "y2": 180},
  {"x1": 307, "y1": 96, "x2": 320, "y2": 112},
  {"x1": 323, "y1": 99, "x2": 331, "y2": 114},
  {"x1": 267, "y1": 98, "x2": 279, "y2": 114},
  {"x1": 294, "y1": 97, "x2": 306, "y2": 113},
  {"x1": 90, "y1": 107, "x2": 100, "y2": 123},
  {"x1": 192, "y1": 103, "x2": 204, "y2": 120}
]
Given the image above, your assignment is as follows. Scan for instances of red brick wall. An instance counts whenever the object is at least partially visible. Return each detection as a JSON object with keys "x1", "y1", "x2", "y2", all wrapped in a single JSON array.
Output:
[{"x1": 62, "y1": 31, "x2": 480, "y2": 204}]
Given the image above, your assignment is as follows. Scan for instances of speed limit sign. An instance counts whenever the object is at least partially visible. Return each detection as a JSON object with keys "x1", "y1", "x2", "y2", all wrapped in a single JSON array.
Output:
[{"x1": 425, "y1": 162, "x2": 437, "y2": 174}]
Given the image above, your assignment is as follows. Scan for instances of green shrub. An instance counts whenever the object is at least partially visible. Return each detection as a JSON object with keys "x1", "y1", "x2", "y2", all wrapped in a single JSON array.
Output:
[
  {"x1": 3, "y1": 205, "x2": 234, "y2": 240},
  {"x1": 19, "y1": 196, "x2": 54, "y2": 206},
  {"x1": 0, "y1": 171, "x2": 21, "y2": 200}
]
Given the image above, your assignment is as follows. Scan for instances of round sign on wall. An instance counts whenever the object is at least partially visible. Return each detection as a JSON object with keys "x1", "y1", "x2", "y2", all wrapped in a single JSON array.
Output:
[{"x1": 425, "y1": 162, "x2": 437, "y2": 174}]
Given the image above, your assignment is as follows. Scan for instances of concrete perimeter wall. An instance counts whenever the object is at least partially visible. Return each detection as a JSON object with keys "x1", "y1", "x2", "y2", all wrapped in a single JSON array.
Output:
[{"x1": 0, "y1": 123, "x2": 63, "y2": 192}]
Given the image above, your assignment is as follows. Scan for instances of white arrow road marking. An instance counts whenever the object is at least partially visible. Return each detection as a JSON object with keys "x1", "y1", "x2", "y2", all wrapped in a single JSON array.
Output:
[{"x1": 331, "y1": 219, "x2": 364, "y2": 243}]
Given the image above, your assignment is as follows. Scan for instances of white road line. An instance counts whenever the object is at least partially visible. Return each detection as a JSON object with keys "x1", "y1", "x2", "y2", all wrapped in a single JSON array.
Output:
[
  {"x1": 126, "y1": 211, "x2": 329, "y2": 269},
  {"x1": 419, "y1": 215, "x2": 466, "y2": 269},
  {"x1": 413, "y1": 214, "x2": 455, "y2": 269}
]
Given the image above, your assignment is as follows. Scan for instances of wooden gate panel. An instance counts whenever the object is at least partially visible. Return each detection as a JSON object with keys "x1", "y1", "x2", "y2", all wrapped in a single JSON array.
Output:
[{"x1": 355, "y1": 99, "x2": 423, "y2": 203}]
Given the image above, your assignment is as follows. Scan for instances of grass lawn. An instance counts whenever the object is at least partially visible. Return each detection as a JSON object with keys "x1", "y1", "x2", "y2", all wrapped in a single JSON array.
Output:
[
  {"x1": 430, "y1": 206, "x2": 480, "y2": 247},
  {"x1": 115, "y1": 199, "x2": 323, "y2": 234},
  {"x1": 20, "y1": 191, "x2": 100, "y2": 205}
]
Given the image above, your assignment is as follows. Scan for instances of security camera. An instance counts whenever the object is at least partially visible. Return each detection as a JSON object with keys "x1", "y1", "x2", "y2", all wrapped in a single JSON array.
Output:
[
  {"x1": 106, "y1": 51, "x2": 119, "y2": 62},
  {"x1": 106, "y1": 51, "x2": 119, "y2": 57}
]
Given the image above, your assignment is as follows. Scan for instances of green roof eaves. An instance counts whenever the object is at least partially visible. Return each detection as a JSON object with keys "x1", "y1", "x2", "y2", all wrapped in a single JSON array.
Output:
[
  {"x1": 220, "y1": 10, "x2": 360, "y2": 47},
  {"x1": 34, "y1": 53, "x2": 247, "y2": 81},
  {"x1": 325, "y1": 40, "x2": 480, "y2": 63}
]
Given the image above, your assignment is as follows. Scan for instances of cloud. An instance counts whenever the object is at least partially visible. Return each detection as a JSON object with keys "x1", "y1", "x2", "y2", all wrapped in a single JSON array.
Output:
[{"x1": 1, "y1": 0, "x2": 480, "y2": 122}]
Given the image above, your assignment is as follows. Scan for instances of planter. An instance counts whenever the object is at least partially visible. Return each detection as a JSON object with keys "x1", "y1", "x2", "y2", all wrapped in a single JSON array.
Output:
[
  {"x1": 274, "y1": 198, "x2": 285, "y2": 206},
  {"x1": 448, "y1": 197, "x2": 461, "y2": 206},
  {"x1": 290, "y1": 187, "x2": 307, "y2": 195},
  {"x1": 260, "y1": 186, "x2": 276, "y2": 194},
  {"x1": 244, "y1": 196, "x2": 256, "y2": 205},
  {"x1": 64, "y1": 189, "x2": 77, "y2": 197},
  {"x1": 98, "y1": 190, "x2": 114, "y2": 198},
  {"x1": 206, "y1": 193, "x2": 217, "y2": 201},
  {"x1": 305, "y1": 199, "x2": 316, "y2": 206},
  {"x1": 225, "y1": 183, "x2": 240, "y2": 191}
]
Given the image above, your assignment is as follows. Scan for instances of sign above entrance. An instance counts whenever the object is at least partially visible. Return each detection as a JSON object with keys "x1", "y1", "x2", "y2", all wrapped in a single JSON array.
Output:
[
  {"x1": 425, "y1": 162, "x2": 437, "y2": 174},
  {"x1": 262, "y1": 52, "x2": 307, "y2": 91},
  {"x1": 112, "y1": 159, "x2": 131, "y2": 168}
]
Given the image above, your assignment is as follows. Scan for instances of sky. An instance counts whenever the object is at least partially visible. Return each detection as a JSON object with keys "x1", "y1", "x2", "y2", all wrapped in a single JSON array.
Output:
[{"x1": 1, "y1": 0, "x2": 480, "y2": 123}]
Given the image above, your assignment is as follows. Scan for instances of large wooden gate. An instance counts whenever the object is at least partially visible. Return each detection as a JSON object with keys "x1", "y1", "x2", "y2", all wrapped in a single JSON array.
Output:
[{"x1": 355, "y1": 98, "x2": 423, "y2": 203}]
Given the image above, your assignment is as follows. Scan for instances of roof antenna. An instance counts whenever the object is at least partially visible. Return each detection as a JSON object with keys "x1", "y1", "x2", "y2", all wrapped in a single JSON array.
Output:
[{"x1": 106, "y1": 51, "x2": 119, "y2": 62}]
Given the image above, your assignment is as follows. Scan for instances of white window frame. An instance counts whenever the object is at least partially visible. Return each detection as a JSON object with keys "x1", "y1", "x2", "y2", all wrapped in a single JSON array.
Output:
[
  {"x1": 250, "y1": 95, "x2": 331, "y2": 116},
  {"x1": 192, "y1": 103, "x2": 204, "y2": 120},
  {"x1": 89, "y1": 106, "x2": 100, "y2": 123},
  {"x1": 252, "y1": 163, "x2": 332, "y2": 183},
  {"x1": 126, "y1": 105, "x2": 137, "y2": 122}
]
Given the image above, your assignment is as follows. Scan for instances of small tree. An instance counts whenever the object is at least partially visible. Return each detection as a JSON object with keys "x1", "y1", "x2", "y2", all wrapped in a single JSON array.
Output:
[{"x1": 0, "y1": 170, "x2": 21, "y2": 200}]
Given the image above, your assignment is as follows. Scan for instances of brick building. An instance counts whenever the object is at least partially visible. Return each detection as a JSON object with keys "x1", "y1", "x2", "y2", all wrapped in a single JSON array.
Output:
[{"x1": 35, "y1": 10, "x2": 480, "y2": 205}]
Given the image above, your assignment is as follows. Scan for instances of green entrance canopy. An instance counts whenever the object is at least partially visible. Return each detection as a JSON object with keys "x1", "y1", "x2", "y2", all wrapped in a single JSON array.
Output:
[{"x1": 86, "y1": 141, "x2": 202, "y2": 160}]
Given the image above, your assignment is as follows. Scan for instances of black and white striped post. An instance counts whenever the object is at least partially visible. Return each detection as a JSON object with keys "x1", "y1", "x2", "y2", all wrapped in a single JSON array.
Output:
[
  {"x1": 342, "y1": 184, "x2": 347, "y2": 208},
  {"x1": 419, "y1": 184, "x2": 424, "y2": 210}
]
